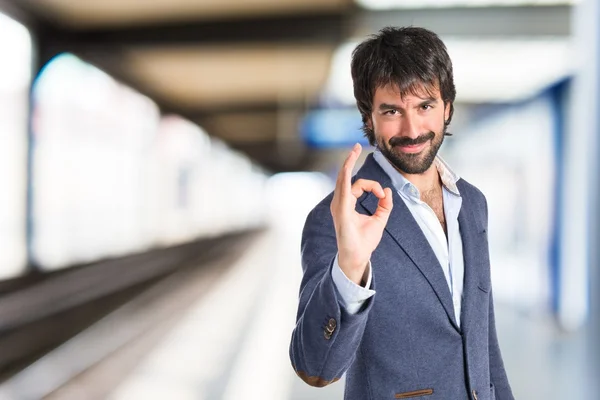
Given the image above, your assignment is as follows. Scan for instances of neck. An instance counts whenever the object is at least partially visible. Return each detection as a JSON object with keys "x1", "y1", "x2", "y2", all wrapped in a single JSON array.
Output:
[{"x1": 398, "y1": 164, "x2": 441, "y2": 194}]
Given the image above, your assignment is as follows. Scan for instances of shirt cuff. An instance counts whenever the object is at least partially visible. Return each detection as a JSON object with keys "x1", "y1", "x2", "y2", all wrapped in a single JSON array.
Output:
[{"x1": 331, "y1": 254, "x2": 376, "y2": 314}]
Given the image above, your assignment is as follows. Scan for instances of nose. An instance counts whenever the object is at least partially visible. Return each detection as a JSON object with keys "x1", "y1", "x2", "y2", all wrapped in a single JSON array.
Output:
[{"x1": 400, "y1": 113, "x2": 421, "y2": 139}]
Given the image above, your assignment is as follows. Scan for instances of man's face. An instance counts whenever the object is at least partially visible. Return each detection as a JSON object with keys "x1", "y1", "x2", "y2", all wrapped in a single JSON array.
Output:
[{"x1": 369, "y1": 84, "x2": 451, "y2": 175}]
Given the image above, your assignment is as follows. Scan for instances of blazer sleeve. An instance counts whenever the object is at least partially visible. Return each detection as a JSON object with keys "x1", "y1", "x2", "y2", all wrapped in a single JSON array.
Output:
[
  {"x1": 482, "y1": 195, "x2": 515, "y2": 400},
  {"x1": 289, "y1": 196, "x2": 375, "y2": 387}
]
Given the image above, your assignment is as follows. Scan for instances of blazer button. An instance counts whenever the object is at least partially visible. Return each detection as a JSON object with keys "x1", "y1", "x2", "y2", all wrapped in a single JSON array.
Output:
[
  {"x1": 472, "y1": 389, "x2": 478, "y2": 400},
  {"x1": 327, "y1": 318, "x2": 337, "y2": 330},
  {"x1": 324, "y1": 330, "x2": 332, "y2": 340}
]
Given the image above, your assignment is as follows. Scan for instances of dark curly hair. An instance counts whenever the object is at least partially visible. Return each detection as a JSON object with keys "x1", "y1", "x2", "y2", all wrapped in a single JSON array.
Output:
[{"x1": 350, "y1": 26, "x2": 456, "y2": 146}]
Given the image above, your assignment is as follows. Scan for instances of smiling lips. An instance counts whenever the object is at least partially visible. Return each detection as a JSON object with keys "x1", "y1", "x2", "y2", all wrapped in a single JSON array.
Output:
[{"x1": 395, "y1": 141, "x2": 428, "y2": 154}]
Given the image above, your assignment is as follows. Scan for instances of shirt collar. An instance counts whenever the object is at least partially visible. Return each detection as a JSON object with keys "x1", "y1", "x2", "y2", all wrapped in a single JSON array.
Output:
[{"x1": 373, "y1": 149, "x2": 461, "y2": 199}]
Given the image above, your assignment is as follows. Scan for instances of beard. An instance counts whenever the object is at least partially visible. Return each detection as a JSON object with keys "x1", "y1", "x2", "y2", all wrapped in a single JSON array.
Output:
[{"x1": 376, "y1": 126, "x2": 446, "y2": 175}]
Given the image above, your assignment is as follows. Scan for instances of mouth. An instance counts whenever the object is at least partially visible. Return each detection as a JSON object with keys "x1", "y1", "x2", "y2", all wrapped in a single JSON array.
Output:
[{"x1": 394, "y1": 141, "x2": 429, "y2": 154}]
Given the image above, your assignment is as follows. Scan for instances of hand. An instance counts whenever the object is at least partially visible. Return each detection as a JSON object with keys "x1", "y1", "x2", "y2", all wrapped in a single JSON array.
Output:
[{"x1": 330, "y1": 143, "x2": 393, "y2": 285}]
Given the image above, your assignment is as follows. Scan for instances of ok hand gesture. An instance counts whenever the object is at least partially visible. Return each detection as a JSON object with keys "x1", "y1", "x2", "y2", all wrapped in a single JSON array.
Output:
[{"x1": 330, "y1": 144, "x2": 393, "y2": 285}]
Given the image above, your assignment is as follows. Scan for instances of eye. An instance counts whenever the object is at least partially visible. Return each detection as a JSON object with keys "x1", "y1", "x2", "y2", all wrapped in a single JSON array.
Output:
[
  {"x1": 383, "y1": 109, "x2": 398, "y2": 115},
  {"x1": 421, "y1": 104, "x2": 433, "y2": 111}
]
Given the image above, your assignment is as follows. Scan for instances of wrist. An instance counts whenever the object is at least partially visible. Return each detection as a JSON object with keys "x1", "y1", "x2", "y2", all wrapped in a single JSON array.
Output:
[{"x1": 338, "y1": 256, "x2": 369, "y2": 286}]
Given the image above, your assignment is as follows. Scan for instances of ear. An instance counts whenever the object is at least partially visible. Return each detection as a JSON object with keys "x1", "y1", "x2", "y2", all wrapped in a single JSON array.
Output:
[
  {"x1": 366, "y1": 115, "x2": 374, "y2": 131},
  {"x1": 444, "y1": 102, "x2": 451, "y2": 121}
]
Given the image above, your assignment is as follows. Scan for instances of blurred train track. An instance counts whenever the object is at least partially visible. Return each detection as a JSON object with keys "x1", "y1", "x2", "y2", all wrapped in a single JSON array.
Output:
[{"x1": 0, "y1": 230, "x2": 262, "y2": 391}]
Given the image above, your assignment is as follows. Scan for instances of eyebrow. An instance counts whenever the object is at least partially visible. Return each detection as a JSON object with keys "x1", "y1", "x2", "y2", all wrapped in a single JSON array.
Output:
[{"x1": 378, "y1": 97, "x2": 438, "y2": 111}]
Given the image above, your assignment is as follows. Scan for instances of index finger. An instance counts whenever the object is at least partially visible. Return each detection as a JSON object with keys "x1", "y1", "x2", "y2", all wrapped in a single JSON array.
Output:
[{"x1": 336, "y1": 143, "x2": 362, "y2": 194}]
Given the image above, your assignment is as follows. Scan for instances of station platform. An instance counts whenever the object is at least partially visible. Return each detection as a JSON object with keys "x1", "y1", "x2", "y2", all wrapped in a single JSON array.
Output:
[{"x1": 0, "y1": 188, "x2": 595, "y2": 400}]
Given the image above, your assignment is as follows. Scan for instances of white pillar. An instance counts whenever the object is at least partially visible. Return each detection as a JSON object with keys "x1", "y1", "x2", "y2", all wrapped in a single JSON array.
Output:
[{"x1": 558, "y1": 0, "x2": 599, "y2": 332}]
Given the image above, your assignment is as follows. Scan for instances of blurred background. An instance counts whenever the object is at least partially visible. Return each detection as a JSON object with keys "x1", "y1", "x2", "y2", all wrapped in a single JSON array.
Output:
[{"x1": 0, "y1": 0, "x2": 597, "y2": 398}]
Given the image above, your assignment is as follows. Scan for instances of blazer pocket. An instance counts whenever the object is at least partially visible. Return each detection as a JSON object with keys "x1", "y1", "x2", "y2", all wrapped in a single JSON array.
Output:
[{"x1": 395, "y1": 388, "x2": 434, "y2": 398}]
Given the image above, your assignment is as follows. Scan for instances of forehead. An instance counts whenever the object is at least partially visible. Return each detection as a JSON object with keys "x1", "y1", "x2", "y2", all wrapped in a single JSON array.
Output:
[{"x1": 372, "y1": 83, "x2": 441, "y2": 105}]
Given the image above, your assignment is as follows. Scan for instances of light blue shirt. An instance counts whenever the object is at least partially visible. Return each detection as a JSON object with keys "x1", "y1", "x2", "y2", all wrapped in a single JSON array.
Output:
[{"x1": 332, "y1": 150, "x2": 465, "y2": 326}]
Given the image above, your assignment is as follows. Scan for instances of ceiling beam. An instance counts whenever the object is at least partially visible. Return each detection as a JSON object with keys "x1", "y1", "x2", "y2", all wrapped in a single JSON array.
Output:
[
  {"x1": 32, "y1": 10, "x2": 350, "y2": 86},
  {"x1": 38, "y1": 11, "x2": 351, "y2": 50},
  {"x1": 179, "y1": 100, "x2": 310, "y2": 119},
  {"x1": 35, "y1": 5, "x2": 572, "y2": 58},
  {"x1": 0, "y1": 0, "x2": 48, "y2": 27}
]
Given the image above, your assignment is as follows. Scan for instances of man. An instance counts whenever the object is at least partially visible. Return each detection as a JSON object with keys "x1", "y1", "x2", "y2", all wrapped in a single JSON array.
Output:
[{"x1": 289, "y1": 27, "x2": 514, "y2": 400}]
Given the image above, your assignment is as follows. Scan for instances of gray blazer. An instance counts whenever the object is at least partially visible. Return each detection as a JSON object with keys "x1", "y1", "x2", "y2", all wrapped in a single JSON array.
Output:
[{"x1": 290, "y1": 153, "x2": 514, "y2": 400}]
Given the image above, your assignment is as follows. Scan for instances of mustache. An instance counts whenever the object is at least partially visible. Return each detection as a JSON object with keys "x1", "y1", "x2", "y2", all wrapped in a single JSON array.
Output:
[{"x1": 388, "y1": 132, "x2": 435, "y2": 147}]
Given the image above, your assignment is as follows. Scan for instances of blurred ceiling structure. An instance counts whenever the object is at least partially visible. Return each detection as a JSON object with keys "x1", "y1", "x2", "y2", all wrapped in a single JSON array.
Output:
[{"x1": 0, "y1": 0, "x2": 575, "y2": 172}]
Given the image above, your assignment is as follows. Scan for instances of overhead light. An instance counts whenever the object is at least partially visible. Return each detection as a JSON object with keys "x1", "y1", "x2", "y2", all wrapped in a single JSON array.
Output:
[
  {"x1": 322, "y1": 37, "x2": 572, "y2": 104},
  {"x1": 356, "y1": 0, "x2": 576, "y2": 10}
]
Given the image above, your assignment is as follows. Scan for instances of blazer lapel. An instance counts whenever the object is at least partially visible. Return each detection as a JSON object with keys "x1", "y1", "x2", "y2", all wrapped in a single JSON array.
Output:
[{"x1": 356, "y1": 154, "x2": 459, "y2": 331}]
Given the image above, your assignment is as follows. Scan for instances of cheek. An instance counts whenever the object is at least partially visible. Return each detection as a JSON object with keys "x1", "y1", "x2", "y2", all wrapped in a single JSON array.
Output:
[
  {"x1": 373, "y1": 117, "x2": 396, "y2": 135},
  {"x1": 425, "y1": 113, "x2": 445, "y2": 131},
  {"x1": 373, "y1": 123, "x2": 396, "y2": 143}
]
